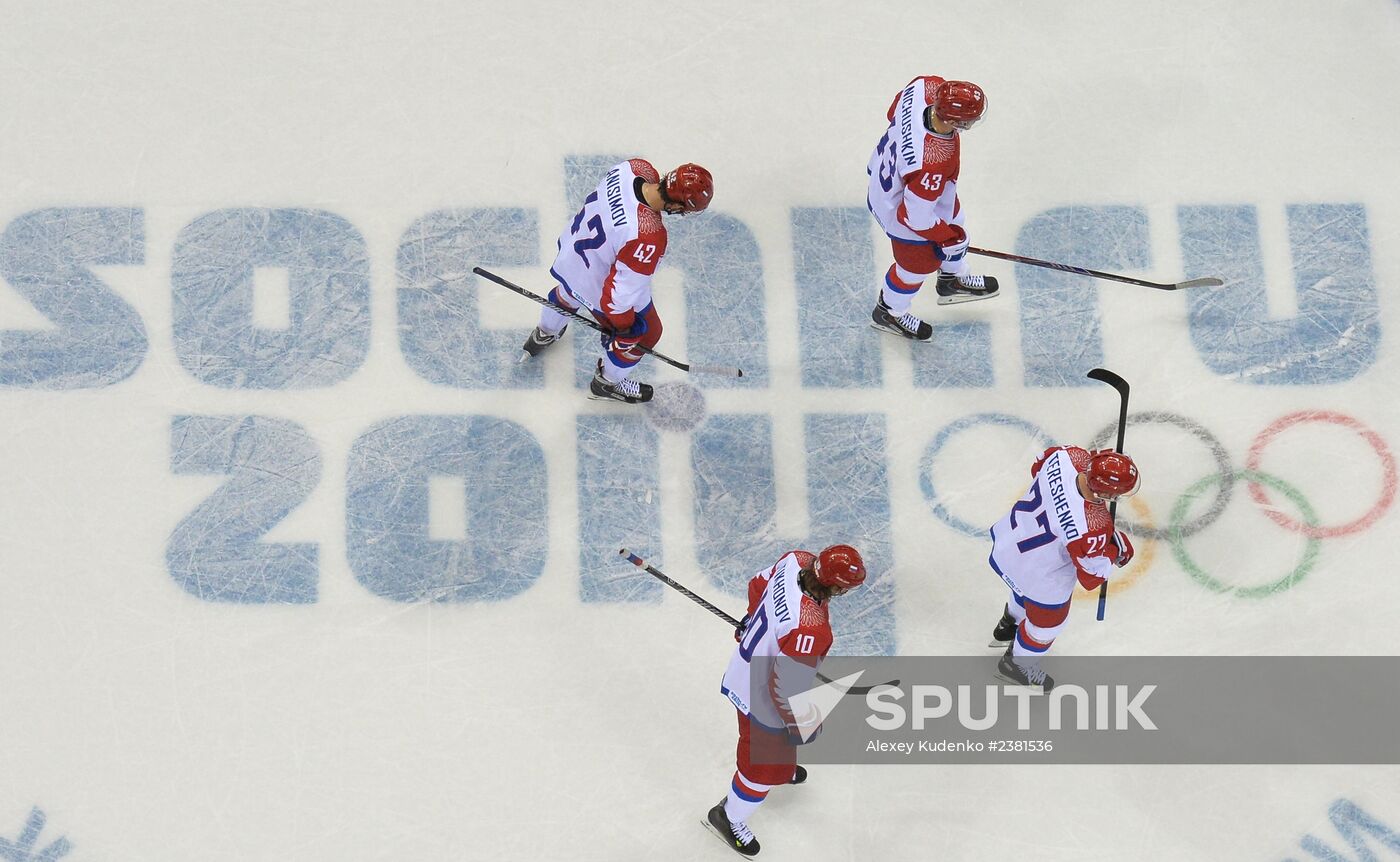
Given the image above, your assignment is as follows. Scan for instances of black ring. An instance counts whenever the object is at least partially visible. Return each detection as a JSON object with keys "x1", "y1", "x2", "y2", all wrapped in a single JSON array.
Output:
[{"x1": 1088, "y1": 411, "x2": 1235, "y2": 540}]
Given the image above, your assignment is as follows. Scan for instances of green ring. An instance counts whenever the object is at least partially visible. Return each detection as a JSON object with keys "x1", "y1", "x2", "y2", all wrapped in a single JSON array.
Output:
[{"x1": 1169, "y1": 469, "x2": 1321, "y2": 598}]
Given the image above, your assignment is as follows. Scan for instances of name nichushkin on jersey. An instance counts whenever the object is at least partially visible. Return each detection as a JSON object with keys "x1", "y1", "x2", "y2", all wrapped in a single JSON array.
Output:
[
  {"x1": 897, "y1": 82, "x2": 918, "y2": 172},
  {"x1": 1044, "y1": 455, "x2": 1079, "y2": 541}
]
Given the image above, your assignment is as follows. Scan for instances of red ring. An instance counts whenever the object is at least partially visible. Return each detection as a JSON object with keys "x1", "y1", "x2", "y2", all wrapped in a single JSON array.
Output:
[{"x1": 1245, "y1": 410, "x2": 1397, "y2": 538}]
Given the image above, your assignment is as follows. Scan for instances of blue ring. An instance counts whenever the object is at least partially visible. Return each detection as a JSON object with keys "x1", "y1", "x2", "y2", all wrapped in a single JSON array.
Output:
[{"x1": 920, "y1": 413, "x2": 1055, "y2": 537}]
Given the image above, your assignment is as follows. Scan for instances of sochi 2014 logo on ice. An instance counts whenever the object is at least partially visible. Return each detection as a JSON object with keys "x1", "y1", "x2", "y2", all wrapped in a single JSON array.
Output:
[{"x1": 0, "y1": 184, "x2": 1386, "y2": 652}]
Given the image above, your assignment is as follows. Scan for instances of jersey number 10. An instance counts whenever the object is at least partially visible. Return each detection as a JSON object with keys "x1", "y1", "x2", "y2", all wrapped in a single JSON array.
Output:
[{"x1": 738, "y1": 606, "x2": 769, "y2": 661}]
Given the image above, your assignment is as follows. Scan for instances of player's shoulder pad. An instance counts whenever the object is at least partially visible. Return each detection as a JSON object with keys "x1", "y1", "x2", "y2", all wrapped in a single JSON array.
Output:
[
  {"x1": 1080, "y1": 499, "x2": 1113, "y2": 536},
  {"x1": 634, "y1": 208, "x2": 667, "y2": 245},
  {"x1": 787, "y1": 549, "x2": 817, "y2": 570},
  {"x1": 628, "y1": 158, "x2": 659, "y2": 183},
  {"x1": 1031, "y1": 446, "x2": 1060, "y2": 478},
  {"x1": 747, "y1": 572, "x2": 769, "y2": 612},
  {"x1": 1063, "y1": 446, "x2": 1092, "y2": 472},
  {"x1": 918, "y1": 74, "x2": 946, "y2": 104}
]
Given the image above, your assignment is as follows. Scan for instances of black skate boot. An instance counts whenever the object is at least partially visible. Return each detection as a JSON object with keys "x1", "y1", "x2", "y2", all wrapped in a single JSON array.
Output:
[
  {"x1": 705, "y1": 798, "x2": 760, "y2": 857},
  {"x1": 935, "y1": 273, "x2": 1000, "y2": 305},
  {"x1": 989, "y1": 604, "x2": 1016, "y2": 648},
  {"x1": 870, "y1": 296, "x2": 933, "y2": 341},
  {"x1": 789, "y1": 765, "x2": 808, "y2": 785},
  {"x1": 519, "y1": 325, "x2": 566, "y2": 363},
  {"x1": 588, "y1": 360, "x2": 653, "y2": 404},
  {"x1": 995, "y1": 644, "x2": 1054, "y2": 692}
]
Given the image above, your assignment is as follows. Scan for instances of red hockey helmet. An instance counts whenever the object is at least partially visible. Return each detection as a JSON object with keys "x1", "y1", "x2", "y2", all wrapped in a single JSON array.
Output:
[
  {"x1": 933, "y1": 80, "x2": 987, "y2": 130},
  {"x1": 814, "y1": 544, "x2": 866, "y2": 591},
  {"x1": 662, "y1": 163, "x2": 714, "y2": 213},
  {"x1": 1086, "y1": 450, "x2": 1141, "y2": 499}
]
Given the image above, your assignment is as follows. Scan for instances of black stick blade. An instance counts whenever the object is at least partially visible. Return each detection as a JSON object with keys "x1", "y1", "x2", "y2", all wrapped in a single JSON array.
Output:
[{"x1": 1086, "y1": 367, "x2": 1129, "y2": 394}]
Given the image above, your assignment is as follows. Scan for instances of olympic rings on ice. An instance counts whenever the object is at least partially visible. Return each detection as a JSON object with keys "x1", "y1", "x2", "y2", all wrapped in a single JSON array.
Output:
[
  {"x1": 919, "y1": 413, "x2": 1053, "y2": 538},
  {"x1": 1245, "y1": 410, "x2": 1397, "y2": 539},
  {"x1": 1088, "y1": 411, "x2": 1234, "y2": 540},
  {"x1": 1169, "y1": 469, "x2": 1321, "y2": 597},
  {"x1": 920, "y1": 406, "x2": 1395, "y2": 599}
]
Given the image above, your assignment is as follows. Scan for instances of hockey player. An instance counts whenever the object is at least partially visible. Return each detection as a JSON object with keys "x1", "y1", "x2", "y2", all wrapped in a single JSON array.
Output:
[
  {"x1": 866, "y1": 75, "x2": 998, "y2": 341},
  {"x1": 519, "y1": 159, "x2": 714, "y2": 403},
  {"x1": 706, "y1": 545, "x2": 867, "y2": 857},
  {"x1": 986, "y1": 447, "x2": 1140, "y2": 690}
]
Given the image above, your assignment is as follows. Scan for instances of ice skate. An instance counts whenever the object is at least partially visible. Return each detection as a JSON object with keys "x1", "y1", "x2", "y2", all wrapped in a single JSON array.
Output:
[
  {"x1": 936, "y1": 273, "x2": 1000, "y2": 305},
  {"x1": 995, "y1": 644, "x2": 1054, "y2": 692},
  {"x1": 705, "y1": 798, "x2": 761, "y2": 857},
  {"x1": 588, "y1": 360, "x2": 653, "y2": 404},
  {"x1": 519, "y1": 325, "x2": 565, "y2": 363},
  {"x1": 870, "y1": 296, "x2": 933, "y2": 341},
  {"x1": 989, "y1": 604, "x2": 1016, "y2": 648},
  {"x1": 789, "y1": 765, "x2": 807, "y2": 785}
]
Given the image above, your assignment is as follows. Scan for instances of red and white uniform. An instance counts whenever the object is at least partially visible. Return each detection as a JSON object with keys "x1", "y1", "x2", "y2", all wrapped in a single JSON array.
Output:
[
  {"x1": 988, "y1": 447, "x2": 1118, "y2": 655},
  {"x1": 548, "y1": 159, "x2": 667, "y2": 335},
  {"x1": 866, "y1": 75, "x2": 968, "y2": 275},
  {"x1": 721, "y1": 551, "x2": 833, "y2": 734},
  {"x1": 720, "y1": 551, "x2": 832, "y2": 802}
]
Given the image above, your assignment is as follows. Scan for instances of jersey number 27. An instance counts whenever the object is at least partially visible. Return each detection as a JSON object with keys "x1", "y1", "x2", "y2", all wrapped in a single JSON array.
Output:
[{"x1": 1009, "y1": 481, "x2": 1057, "y2": 553}]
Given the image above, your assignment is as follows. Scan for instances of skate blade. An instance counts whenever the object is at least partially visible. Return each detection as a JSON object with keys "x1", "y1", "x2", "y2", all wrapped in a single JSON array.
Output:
[
  {"x1": 936, "y1": 290, "x2": 1000, "y2": 306},
  {"x1": 703, "y1": 818, "x2": 754, "y2": 858},
  {"x1": 988, "y1": 637, "x2": 1012, "y2": 649},
  {"x1": 869, "y1": 320, "x2": 931, "y2": 342},
  {"x1": 993, "y1": 668, "x2": 1031, "y2": 687},
  {"x1": 518, "y1": 351, "x2": 533, "y2": 364},
  {"x1": 993, "y1": 668, "x2": 1050, "y2": 691},
  {"x1": 587, "y1": 390, "x2": 642, "y2": 405}
]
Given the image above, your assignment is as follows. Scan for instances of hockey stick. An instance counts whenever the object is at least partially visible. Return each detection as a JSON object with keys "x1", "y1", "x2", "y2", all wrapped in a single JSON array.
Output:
[
  {"x1": 470, "y1": 267, "x2": 744, "y2": 378},
  {"x1": 619, "y1": 549, "x2": 899, "y2": 695},
  {"x1": 1086, "y1": 368, "x2": 1130, "y2": 621},
  {"x1": 969, "y1": 247, "x2": 1224, "y2": 291}
]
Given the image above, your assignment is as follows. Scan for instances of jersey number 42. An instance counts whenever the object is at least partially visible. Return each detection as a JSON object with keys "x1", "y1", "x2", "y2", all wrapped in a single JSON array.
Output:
[{"x1": 571, "y1": 191, "x2": 606, "y2": 266}]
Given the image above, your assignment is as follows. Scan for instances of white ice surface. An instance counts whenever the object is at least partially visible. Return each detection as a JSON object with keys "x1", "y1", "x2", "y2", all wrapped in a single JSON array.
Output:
[{"x1": 2, "y1": 2, "x2": 1399, "y2": 860}]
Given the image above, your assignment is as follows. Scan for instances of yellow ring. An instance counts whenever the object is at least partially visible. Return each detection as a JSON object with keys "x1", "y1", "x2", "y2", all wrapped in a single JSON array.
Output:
[{"x1": 1071, "y1": 495, "x2": 1156, "y2": 604}]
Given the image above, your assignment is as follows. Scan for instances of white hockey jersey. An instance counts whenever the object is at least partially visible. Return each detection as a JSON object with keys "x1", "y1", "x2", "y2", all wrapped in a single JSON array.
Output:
[
  {"x1": 866, "y1": 75, "x2": 964, "y2": 246},
  {"x1": 988, "y1": 447, "x2": 1118, "y2": 606},
  {"x1": 720, "y1": 551, "x2": 833, "y2": 733},
  {"x1": 548, "y1": 158, "x2": 668, "y2": 332}
]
